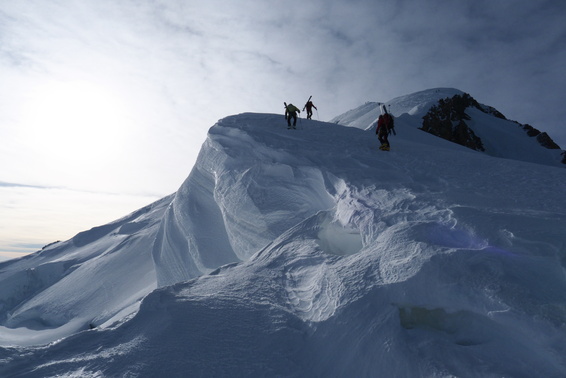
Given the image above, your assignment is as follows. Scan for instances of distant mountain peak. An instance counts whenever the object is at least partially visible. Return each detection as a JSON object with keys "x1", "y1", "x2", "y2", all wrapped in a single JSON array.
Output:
[
  {"x1": 332, "y1": 88, "x2": 565, "y2": 167},
  {"x1": 419, "y1": 92, "x2": 564, "y2": 163},
  {"x1": 420, "y1": 93, "x2": 486, "y2": 151}
]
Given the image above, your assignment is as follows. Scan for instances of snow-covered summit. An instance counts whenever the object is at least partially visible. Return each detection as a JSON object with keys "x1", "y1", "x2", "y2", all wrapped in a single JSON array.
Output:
[
  {"x1": 330, "y1": 88, "x2": 465, "y2": 129},
  {"x1": 332, "y1": 87, "x2": 565, "y2": 167},
  {"x1": 1, "y1": 89, "x2": 566, "y2": 377}
]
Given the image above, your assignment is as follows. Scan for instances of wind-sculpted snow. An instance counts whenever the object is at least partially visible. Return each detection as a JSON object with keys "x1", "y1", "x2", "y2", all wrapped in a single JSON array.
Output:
[
  {"x1": 0, "y1": 196, "x2": 172, "y2": 347},
  {"x1": 153, "y1": 114, "x2": 342, "y2": 287},
  {"x1": 2, "y1": 89, "x2": 566, "y2": 376}
]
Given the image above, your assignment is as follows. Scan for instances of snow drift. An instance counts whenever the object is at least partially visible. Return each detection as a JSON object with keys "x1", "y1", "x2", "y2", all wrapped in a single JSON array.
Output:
[{"x1": 1, "y1": 88, "x2": 565, "y2": 377}]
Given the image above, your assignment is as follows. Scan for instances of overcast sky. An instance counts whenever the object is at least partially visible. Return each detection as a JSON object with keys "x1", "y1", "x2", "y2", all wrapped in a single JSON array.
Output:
[{"x1": 1, "y1": 0, "x2": 565, "y2": 258}]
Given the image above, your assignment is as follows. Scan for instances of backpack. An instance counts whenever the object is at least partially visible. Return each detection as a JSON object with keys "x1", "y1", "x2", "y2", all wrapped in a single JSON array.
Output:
[
  {"x1": 286, "y1": 104, "x2": 299, "y2": 114},
  {"x1": 381, "y1": 108, "x2": 396, "y2": 135},
  {"x1": 383, "y1": 107, "x2": 397, "y2": 135},
  {"x1": 383, "y1": 113, "x2": 394, "y2": 130}
]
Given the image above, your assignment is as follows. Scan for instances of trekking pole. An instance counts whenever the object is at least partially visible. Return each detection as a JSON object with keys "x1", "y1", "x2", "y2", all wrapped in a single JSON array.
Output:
[{"x1": 315, "y1": 109, "x2": 319, "y2": 120}]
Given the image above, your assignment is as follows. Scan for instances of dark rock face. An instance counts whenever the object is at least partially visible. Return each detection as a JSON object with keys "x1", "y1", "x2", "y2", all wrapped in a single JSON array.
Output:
[
  {"x1": 522, "y1": 124, "x2": 541, "y2": 137},
  {"x1": 420, "y1": 94, "x2": 563, "y2": 162},
  {"x1": 522, "y1": 124, "x2": 561, "y2": 150},
  {"x1": 536, "y1": 132, "x2": 561, "y2": 150},
  {"x1": 420, "y1": 93, "x2": 485, "y2": 151},
  {"x1": 481, "y1": 106, "x2": 507, "y2": 120}
]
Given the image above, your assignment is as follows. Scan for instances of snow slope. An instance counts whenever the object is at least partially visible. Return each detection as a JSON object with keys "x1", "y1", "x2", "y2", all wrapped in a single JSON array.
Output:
[
  {"x1": 0, "y1": 195, "x2": 172, "y2": 346},
  {"x1": 1, "y1": 88, "x2": 566, "y2": 377},
  {"x1": 332, "y1": 88, "x2": 565, "y2": 167}
]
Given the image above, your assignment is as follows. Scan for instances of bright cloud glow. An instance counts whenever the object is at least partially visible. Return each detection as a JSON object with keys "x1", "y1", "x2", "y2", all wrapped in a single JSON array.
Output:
[
  {"x1": 0, "y1": 184, "x2": 159, "y2": 256},
  {"x1": 21, "y1": 80, "x2": 133, "y2": 168}
]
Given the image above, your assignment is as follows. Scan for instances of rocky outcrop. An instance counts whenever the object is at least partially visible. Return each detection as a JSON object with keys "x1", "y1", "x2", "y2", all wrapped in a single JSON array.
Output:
[
  {"x1": 421, "y1": 94, "x2": 563, "y2": 163},
  {"x1": 420, "y1": 93, "x2": 485, "y2": 151},
  {"x1": 480, "y1": 105, "x2": 507, "y2": 120},
  {"x1": 521, "y1": 124, "x2": 561, "y2": 150},
  {"x1": 537, "y1": 132, "x2": 561, "y2": 150}
]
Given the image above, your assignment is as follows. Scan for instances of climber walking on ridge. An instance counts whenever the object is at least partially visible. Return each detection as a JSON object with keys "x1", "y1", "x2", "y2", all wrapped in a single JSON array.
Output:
[
  {"x1": 284, "y1": 102, "x2": 301, "y2": 129},
  {"x1": 303, "y1": 96, "x2": 317, "y2": 120},
  {"x1": 376, "y1": 104, "x2": 394, "y2": 151}
]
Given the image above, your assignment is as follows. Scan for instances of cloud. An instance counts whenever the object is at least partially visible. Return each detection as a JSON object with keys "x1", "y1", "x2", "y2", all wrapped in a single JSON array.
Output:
[
  {"x1": 0, "y1": 181, "x2": 46, "y2": 188},
  {"x1": 1, "y1": 0, "x2": 566, "y2": 256},
  {"x1": 0, "y1": 184, "x2": 160, "y2": 257},
  {"x1": 2, "y1": 0, "x2": 566, "y2": 160}
]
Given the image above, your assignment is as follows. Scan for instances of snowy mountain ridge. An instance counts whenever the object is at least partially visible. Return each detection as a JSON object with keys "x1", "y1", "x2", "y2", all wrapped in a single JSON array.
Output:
[
  {"x1": 332, "y1": 88, "x2": 565, "y2": 167},
  {"x1": 1, "y1": 88, "x2": 565, "y2": 377}
]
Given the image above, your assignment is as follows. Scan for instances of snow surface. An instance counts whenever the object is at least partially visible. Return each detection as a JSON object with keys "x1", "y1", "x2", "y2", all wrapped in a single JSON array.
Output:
[
  {"x1": 1, "y1": 88, "x2": 566, "y2": 377},
  {"x1": 0, "y1": 195, "x2": 172, "y2": 346}
]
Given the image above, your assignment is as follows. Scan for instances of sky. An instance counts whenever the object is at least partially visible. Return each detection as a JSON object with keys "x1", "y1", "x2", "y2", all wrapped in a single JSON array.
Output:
[{"x1": 1, "y1": 0, "x2": 565, "y2": 258}]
